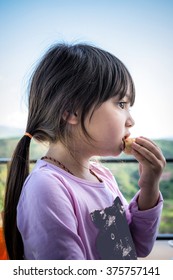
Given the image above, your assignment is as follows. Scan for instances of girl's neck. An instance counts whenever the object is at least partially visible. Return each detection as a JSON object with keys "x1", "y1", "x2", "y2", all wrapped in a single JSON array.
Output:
[
  {"x1": 47, "y1": 141, "x2": 90, "y2": 165},
  {"x1": 45, "y1": 141, "x2": 99, "y2": 182}
]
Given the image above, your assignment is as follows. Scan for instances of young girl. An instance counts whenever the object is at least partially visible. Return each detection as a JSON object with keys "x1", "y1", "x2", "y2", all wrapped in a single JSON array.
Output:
[{"x1": 4, "y1": 43, "x2": 165, "y2": 260}]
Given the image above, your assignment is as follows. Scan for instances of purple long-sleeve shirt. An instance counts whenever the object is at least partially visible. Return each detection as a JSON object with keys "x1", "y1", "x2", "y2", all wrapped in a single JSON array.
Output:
[{"x1": 17, "y1": 160, "x2": 163, "y2": 259}]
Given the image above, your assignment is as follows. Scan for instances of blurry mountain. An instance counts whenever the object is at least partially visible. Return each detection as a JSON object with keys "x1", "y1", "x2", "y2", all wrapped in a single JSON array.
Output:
[{"x1": 0, "y1": 125, "x2": 24, "y2": 139}]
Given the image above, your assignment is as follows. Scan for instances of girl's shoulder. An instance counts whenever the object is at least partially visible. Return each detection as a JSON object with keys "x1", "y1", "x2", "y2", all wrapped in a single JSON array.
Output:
[
  {"x1": 25, "y1": 159, "x2": 116, "y2": 190},
  {"x1": 20, "y1": 160, "x2": 75, "y2": 204},
  {"x1": 23, "y1": 160, "x2": 70, "y2": 193}
]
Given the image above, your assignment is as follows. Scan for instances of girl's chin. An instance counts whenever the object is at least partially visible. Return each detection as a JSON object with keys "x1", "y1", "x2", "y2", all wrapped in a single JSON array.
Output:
[
  {"x1": 93, "y1": 144, "x2": 123, "y2": 157},
  {"x1": 109, "y1": 149, "x2": 122, "y2": 157},
  {"x1": 110, "y1": 145, "x2": 124, "y2": 157}
]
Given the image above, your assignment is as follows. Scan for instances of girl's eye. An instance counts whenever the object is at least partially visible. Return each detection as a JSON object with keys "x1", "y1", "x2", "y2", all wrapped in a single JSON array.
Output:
[{"x1": 118, "y1": 102, "x2": 126, "y2": 109}]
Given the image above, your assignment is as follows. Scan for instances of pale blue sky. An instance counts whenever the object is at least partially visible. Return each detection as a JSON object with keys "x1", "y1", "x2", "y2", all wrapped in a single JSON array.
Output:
[{"x1": 0, "y1": 0, "x2": 173, "y2": 138}]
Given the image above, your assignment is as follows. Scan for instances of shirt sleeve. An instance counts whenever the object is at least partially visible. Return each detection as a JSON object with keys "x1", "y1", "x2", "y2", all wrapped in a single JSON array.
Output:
[
  {"x1": 128, "y1": 191, "x2": 163, "y2": 257},
  {"x1": 17, "y1": 171, "x2": 87, "y2": 260}
]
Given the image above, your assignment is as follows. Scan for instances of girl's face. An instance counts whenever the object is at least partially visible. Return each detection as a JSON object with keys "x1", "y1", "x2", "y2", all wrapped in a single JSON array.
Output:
[{"x1": 81, "y1": 94, "x2": 135, "y2": 157}]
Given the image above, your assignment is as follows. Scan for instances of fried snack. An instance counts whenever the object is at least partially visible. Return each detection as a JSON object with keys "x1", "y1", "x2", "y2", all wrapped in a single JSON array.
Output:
[{"x1": 123, "y1": 138, "x2": 136, "y2": 154}]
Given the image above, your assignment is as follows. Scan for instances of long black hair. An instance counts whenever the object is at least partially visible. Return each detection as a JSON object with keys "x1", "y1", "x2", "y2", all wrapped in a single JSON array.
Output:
[{"x1": 3, "y1": 42, "x2": 135, "y2": 259}]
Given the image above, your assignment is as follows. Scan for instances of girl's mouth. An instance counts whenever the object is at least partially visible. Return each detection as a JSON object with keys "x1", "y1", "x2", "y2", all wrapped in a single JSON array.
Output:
[{"x1": 121, "y1": 139, "x2": 125, "y2": 151}]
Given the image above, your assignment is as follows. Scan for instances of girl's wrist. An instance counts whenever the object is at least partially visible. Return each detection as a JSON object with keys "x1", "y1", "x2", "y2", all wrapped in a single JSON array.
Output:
[{"x1": 137, "y1": 187, "x2": 160, "y2": 210}]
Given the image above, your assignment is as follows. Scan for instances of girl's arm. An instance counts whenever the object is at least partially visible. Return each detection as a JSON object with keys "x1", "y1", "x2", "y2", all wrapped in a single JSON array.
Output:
[{"x1": 17, "y1": 172, "x2": 86, "y2": 260}]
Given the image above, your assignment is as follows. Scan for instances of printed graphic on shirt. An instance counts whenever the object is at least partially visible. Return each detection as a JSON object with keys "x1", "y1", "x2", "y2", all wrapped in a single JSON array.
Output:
[{"x1": 90, "y1": 196, "x2": 137, "y2": 260}]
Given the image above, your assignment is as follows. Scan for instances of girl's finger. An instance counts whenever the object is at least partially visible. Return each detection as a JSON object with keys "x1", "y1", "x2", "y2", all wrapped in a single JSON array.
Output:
[
  {"x1": 132, "y1": 142, "x2": 160, "y2": 165},
  {"x1": 134, "y1": 137, "x2": 164, "y2": 161},
  {"x1": 137, "y1": 136, "x2": 158, "y2": 147}
]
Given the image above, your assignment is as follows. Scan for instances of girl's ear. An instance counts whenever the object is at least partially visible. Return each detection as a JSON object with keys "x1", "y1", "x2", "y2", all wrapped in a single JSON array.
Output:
[{"x1": 62, "y1": 111, "x2": 78, "y2": 124}]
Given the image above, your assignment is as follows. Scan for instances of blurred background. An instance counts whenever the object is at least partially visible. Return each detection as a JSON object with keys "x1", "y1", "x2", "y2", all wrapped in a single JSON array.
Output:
[
  {"x1": 0, "y1": 0, "x2": 173, "y2": 246},
  {"x1": 0, "y1": 0, "x2": 173, "y2": 139}
]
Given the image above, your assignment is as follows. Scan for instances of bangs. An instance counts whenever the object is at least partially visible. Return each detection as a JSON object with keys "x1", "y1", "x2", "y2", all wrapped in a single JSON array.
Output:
[
  {"x1": 102, "y1": 55, "x2": 136, "y2": 106},
  {"x1": 77, "y1": 46, "x2": 136, "y2": 133},
  {"x1": 85, "y1": 47, "x2": 136, "y2": 111},
  {"x1": 114, "y1": 67, "x2": 135, "y2": 106}
]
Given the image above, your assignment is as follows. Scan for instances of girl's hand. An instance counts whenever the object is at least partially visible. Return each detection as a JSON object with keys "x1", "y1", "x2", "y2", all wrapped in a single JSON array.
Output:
[{"x1": 131, "y1": 136, "x2": 166, "y2": 210}]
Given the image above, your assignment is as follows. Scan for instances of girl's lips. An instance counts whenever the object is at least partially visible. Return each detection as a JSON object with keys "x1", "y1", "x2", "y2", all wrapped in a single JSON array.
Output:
[
  {"x1": 120, "y1": 140, "x2": 125, "y2": 151},
  {"x1": 122, "y1": 134, "x2": 131, "y2": 151}
]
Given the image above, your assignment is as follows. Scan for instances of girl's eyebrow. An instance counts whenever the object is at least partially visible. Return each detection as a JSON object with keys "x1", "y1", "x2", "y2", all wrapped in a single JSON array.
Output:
[
  {"x1": 123, "y1": 94, "x2": 131, "y2": 102},
  {"x1": 119, "y1": 96, "x2": 130, "y2": 102}
]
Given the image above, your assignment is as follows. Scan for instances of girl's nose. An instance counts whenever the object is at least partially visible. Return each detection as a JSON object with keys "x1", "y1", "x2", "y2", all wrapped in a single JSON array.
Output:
[{"x1": 126, "y1": 114, "x2": 135, "y2": 128}]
